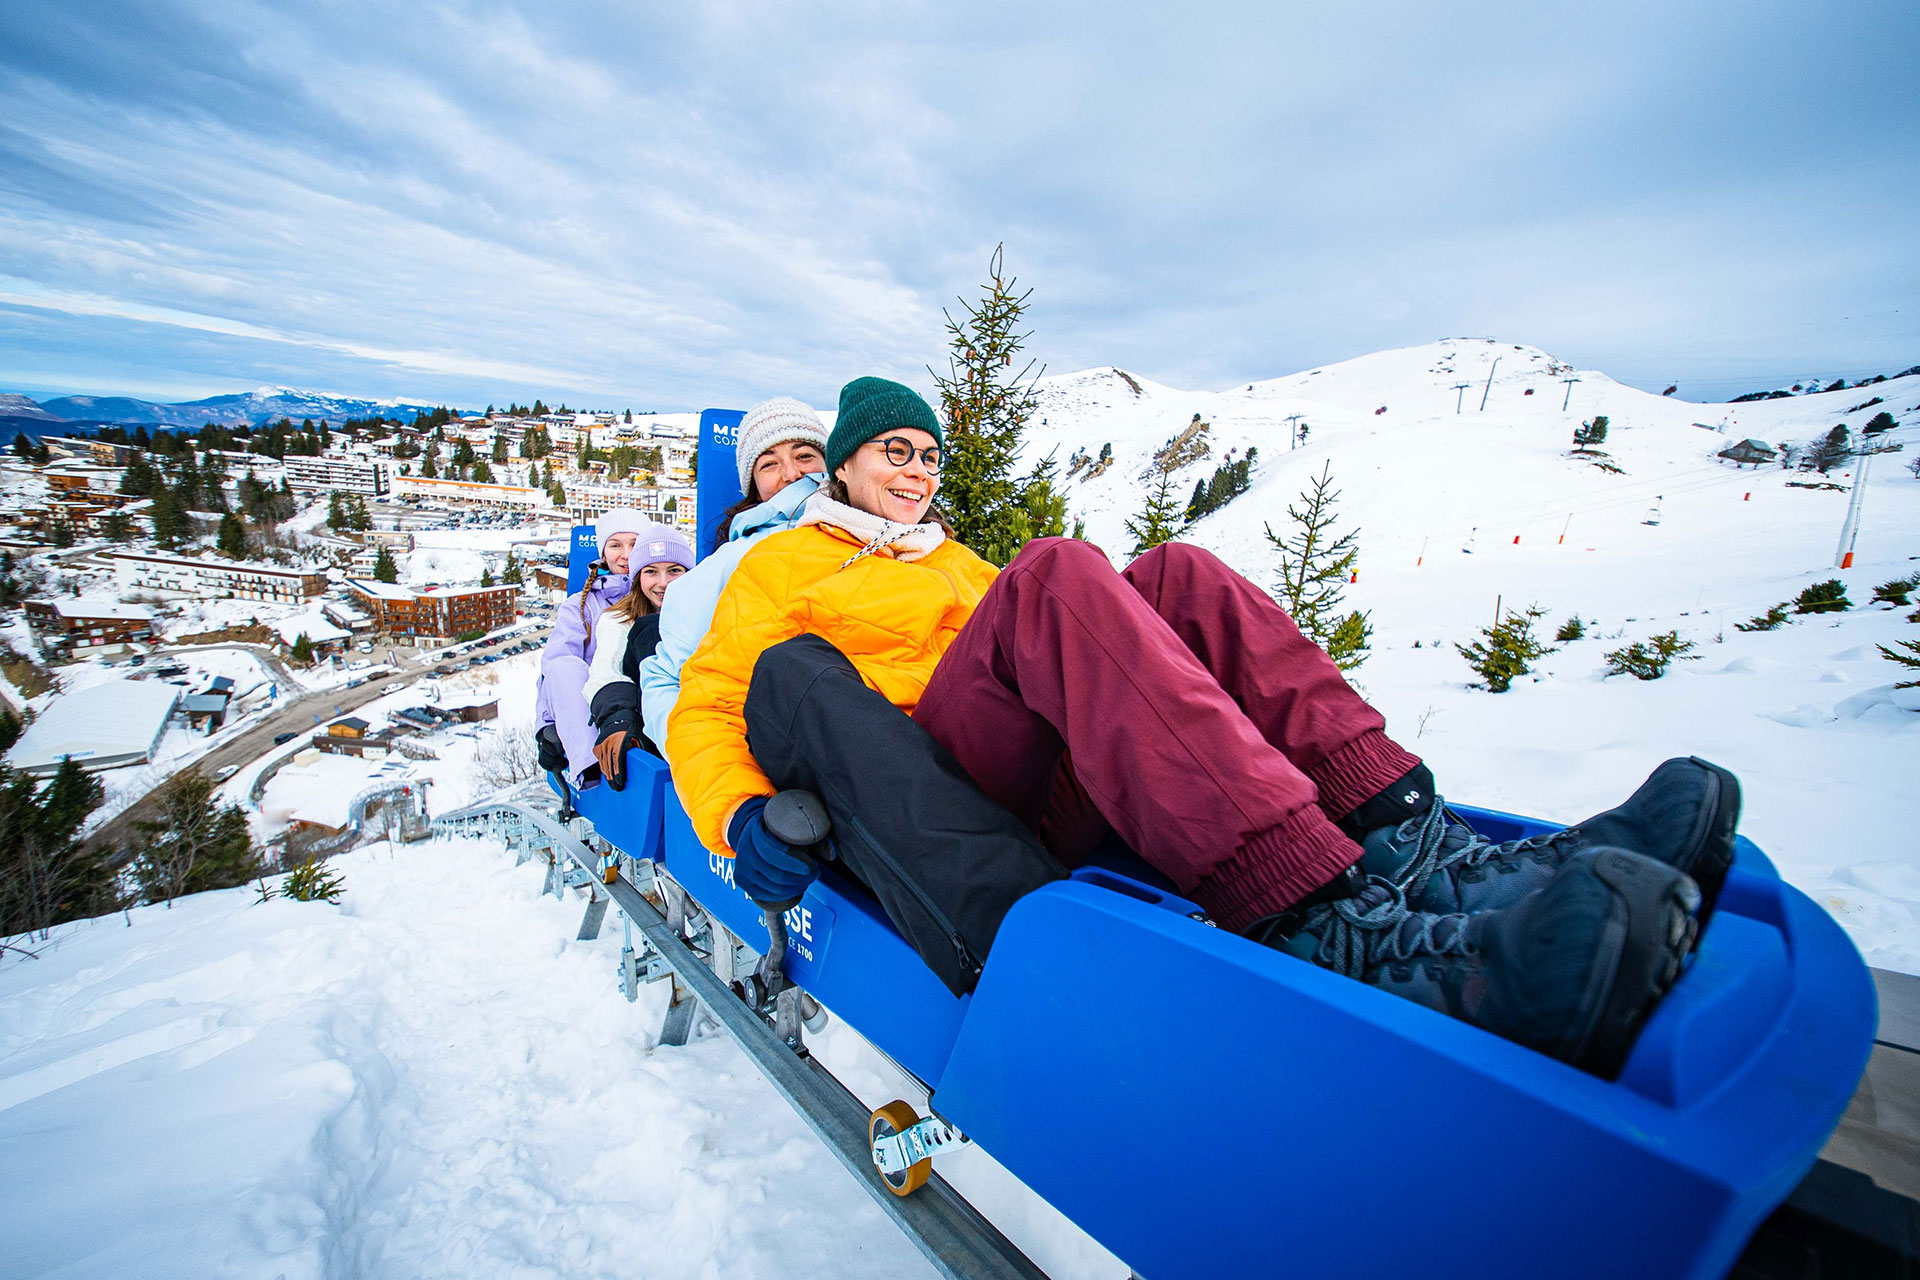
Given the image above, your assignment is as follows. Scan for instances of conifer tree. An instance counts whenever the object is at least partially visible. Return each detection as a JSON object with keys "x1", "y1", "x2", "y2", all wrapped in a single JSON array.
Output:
[
  {"x1": 1265, "y1": 462, "x2": 1367, "y2": 667},
  {"x1": 0, "y1": 758, "x2": 116, "y2": 937},
  {"x1": 1457, "y1": 605, "x2": 1556, "y2": 693},
  {"x1": 930, "y1": 244, "x2": 1069, "y2": 565},
  {"x1": 290, "y1": 632, "x2": 314, "y2": 665},
  {"x1": 1126, "y1": 456, "x2": 1184, "y2": 555},
  {"x1": 216, "y1": 512, "x2": 248, "y2": 559},
  {"x1": 130, "y1": 772, "x2": 261, "y2": 905},
  {"x1": 373, "y1": 545, "x2": 399, "y2": 583},
  {"x1": 149, "y1": 485, "x2": 190, "y2": 550},
  {"x1": 1877, "y1": 638, "x2": 1920, "y2": 689},
  {"x1": 480, "y1": 566, "x2": 495, "y2": 588},
  {"x1": 503, "y1": 552, "x2": 523, "y2": 585}
]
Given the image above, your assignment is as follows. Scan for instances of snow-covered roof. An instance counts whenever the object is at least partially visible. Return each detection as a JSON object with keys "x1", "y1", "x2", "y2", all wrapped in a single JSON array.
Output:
[
  {"x1": 272, "y1": 611, "x2": 351, "y2": 644},
  {"x1": 346, "y1": 578, "x2": 414, "y2": 600},
  {"x1": 48, "y1": 598, "x2": 154, "y2": 622},
  {"x1": 5, "y1": 678, "x2": 179, "y2": 774}
]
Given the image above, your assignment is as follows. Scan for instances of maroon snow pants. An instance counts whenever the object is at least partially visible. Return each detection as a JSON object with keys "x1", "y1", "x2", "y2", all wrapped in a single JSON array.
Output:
[{"x1": 912, "y1": 538, "x2": 1423, "y2": 932}]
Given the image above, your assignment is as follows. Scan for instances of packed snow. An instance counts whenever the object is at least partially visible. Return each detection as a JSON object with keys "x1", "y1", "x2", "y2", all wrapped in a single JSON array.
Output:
[{"x1": 0, "y1": 838, "x2": 944, "y2": 1280}]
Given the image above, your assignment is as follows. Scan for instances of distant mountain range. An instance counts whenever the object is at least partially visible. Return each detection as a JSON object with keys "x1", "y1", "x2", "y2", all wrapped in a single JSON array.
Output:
[{"x1": 0, "y1": 386, "x2": 451, "y2": 431}]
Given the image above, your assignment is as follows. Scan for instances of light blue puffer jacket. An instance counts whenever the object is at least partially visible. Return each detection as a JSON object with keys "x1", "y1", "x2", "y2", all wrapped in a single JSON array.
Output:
[{"x1": 639, "y1": 472, "x2": 821, "y2": 750}]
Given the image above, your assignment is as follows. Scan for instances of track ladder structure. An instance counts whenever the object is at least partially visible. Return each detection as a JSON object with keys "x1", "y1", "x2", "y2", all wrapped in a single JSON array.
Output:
[{"x1": 432, "y1": 795, "x2": 1049, "y2": 1280}]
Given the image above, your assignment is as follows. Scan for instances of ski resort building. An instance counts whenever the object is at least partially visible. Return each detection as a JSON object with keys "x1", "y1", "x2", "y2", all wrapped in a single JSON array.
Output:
[
  {"x1": 1718, "y1": 438, "x2": 1780, "y2": 467},
  {"x1": 392, "y1": 475, "x2": 549, "y2": 510},
  {"x1": 4, "y1": 678, "x2": 179, "y2": 775},
  {"x1": 23, "y1": 597, "x2": 155, "y2": 653},
  {"x1": 563, "y1": 481, "x2": 695, "y2": 533},
  {"x1": 283, "y1": 452, "x2": 393, "y2": 496},
  {"x1": 111, "y1": 551, "x2": 327, "y2": 602},
  {"x1": 346, "y1": 579, "x2": 519, "y2": 640}
]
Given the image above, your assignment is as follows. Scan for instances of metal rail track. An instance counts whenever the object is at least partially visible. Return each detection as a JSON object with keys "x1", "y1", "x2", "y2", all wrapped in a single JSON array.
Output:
[{"x1": 434, "y1": 798, "x2": 1049, "y2": 1280}]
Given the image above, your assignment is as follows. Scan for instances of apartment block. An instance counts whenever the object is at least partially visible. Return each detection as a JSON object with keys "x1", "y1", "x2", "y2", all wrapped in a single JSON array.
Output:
[
  {"x1": 347, "y1": 580, "x2": 519, "y2": 640},
  {"x1": 283, "y1": 452, "x2": 393, "y2": 496},
  {"x1": 112, "y1": 551, "x2": 327, "y2": 602}
]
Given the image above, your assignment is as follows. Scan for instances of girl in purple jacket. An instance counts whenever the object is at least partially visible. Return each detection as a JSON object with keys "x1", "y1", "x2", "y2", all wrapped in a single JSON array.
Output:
[{"x1": 534, "y1": 508, "x2": 648, "y2": 786}]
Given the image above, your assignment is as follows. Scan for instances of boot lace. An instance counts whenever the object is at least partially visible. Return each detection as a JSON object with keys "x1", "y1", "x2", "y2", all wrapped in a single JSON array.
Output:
[
  {"x1": 1389, "y1": 798, "x2": 1569, "y2": 907},
  {"x1": 1312, "y1": 878, "x2": 1477, "y2": 978}
]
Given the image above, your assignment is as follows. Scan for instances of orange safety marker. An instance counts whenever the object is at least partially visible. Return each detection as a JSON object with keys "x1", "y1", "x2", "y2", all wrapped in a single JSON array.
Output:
[
  {"x1": 1513, "y1": 535, "x2": 1521, "y2": 544},
  {"x1": 1744, "y1": 493, "x2": 1750, "y2": 501}
]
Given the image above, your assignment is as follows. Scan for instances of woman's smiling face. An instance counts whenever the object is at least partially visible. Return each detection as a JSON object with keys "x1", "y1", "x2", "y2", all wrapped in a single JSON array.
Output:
[
  {"x1": 751, "y1": 439, "x2": 826, "y2": 502},
  {"x1": 638, "y1": 560, "x2": 686, "y2": 607},
  {"x1": 600, "y1": 531, "x2": 637, "y2": 575},
  {"x1": 834, "y1": 428, "x2": 940, "y2": 525}
]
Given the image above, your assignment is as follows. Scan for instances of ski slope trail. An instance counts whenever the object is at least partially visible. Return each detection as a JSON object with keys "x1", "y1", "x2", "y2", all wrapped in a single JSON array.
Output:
[{"x1": 0, "y1": 839, "x2": 939, "y2": 1280}]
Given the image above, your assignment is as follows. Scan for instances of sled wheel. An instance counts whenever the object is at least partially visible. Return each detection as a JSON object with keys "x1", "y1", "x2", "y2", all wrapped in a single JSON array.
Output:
[{"x1": 869, "y1": 1100, "x2": 931, "y2": 1197}]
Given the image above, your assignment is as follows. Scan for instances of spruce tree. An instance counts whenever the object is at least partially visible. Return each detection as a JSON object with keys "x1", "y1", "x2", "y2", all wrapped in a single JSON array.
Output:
[
  {"x1": 503, "y1": 552, "x2": 523, "y2": 585},
  {"x1": 480, "y1": 566, "x2": 495, "y2": 588},
  {"x1": 930, "y1": 244, "x2": 1069, "y2": 565},
  {"x1": 149, "y1": 486, "x2": 190, "y2": 550},
  {"x1": 373, "y1": 545, "x2": 399, "y2": 583},
  {"x1": 1264, "y1": 462, "x2": 1367, "y2": 667},
  {"x1": 291, "y1": 632, "x2": 314, "y2": 665},
  {"x1": 1878, "y1": 638, "x2": 1920, "y2": 689},
  {"x1": 216, "y1": 512, "x2": 247, "y2": 559},
  {"x1": 130, "y1": 771, "x2": 261, "y2": 905},
  {"x1": 1457, "y1": 605, "x2": 1556, "y2": 693},
  {"x1": 1126, "y1": 456, "x2": 1184, "y2": 555},
  {"x1": 0, "y1": 758, "x2": 115, "y2": 938}
]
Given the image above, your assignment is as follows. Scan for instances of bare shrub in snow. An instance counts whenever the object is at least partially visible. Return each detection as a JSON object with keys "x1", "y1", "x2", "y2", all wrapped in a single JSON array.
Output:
[{"x1": 474, "y1": 720, "x2": 539, "y2": 791}]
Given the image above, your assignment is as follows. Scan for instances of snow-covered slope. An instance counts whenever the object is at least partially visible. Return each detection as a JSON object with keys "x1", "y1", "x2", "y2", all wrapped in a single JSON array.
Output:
[{"x1": 0, "y1": 839, "x2": 948, "y2": 1280}]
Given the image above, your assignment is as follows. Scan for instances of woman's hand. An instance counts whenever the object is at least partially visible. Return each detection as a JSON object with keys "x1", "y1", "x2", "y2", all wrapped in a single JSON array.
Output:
[{"x1": 594, "y1": 730, "x2": 629, "y2": 789}]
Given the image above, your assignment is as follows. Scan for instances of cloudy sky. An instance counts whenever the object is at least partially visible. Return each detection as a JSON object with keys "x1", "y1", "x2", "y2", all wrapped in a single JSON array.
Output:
[{"x1": 1, "y1": 0, "x2": 1915, "y2": 410}]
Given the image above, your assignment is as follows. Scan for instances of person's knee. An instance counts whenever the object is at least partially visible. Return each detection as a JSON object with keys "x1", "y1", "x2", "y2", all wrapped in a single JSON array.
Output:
[
  {"x1": 747, "y1": 634, "x2": 857, "y2": 719},
  {"x1": 1006, "y1": 535, "x2": 1111, "y2": 583},
  {"x1": 1133, "y1": 539, "x2": 1220, "y2": 578}
]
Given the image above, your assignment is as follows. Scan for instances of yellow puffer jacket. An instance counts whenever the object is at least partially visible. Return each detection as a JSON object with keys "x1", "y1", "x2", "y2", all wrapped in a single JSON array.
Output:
[{"x1": 667, "y1": 522, "x2": 1000, "y2": 855}]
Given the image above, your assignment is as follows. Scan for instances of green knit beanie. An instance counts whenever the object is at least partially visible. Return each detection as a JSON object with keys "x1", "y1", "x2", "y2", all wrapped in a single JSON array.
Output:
[{"x1": 828, "y1": 376, "x2": 944, "y2": 476}]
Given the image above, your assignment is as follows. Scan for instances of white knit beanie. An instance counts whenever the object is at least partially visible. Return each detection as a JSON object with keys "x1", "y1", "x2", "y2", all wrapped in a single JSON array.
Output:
[
  {"x1": 594, "y1": 507, "x2": 649, "y2": 549},
  {"x1": 736, "y1": 397, "x2": 829, "y2": 495}
]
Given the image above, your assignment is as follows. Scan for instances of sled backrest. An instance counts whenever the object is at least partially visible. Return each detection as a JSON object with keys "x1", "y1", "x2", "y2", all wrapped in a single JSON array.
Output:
[{"x1": 695, "y1": 408, "x2": 747, "y2": 562}]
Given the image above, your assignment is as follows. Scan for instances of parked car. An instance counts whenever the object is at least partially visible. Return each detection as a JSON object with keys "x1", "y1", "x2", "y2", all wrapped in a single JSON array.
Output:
[
  {"x1": 213, "y1": 764, "x2": 241, "y2": 782},
  {"x1": 382, "y1": 681, "x2": 406, "y2": 693},
  {"x1": 273, "y1": 732, "x2": 298, "y2": 745}
]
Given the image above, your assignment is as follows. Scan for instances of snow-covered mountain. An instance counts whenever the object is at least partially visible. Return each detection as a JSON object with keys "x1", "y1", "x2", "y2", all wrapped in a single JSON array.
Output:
[
  {"x1": 0, "y1": 393, "x2": 61, "y2": 421},
  {"x1": 1028, "y1": 338, "x2": 1919, "y2": 635},
  {"x1": 29, "y1": 385, "x2": 450, "y2": 427}
]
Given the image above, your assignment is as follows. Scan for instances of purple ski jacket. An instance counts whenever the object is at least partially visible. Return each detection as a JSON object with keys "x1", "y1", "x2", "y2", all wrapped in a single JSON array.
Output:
[{"x1": 535, "y1": 571, "x2": 631, "y2": 785}]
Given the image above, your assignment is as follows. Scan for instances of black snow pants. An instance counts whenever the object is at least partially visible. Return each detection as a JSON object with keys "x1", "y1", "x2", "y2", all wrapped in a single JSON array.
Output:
[{"x1": 743, "y1": 634, "x2": 1067, "y2": 996}]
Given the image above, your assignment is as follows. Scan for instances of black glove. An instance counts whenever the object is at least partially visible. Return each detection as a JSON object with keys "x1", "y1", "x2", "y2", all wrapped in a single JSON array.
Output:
[
  {"x1": 535, "y1": 724, "x2": 568, "y2": 776},
  {"x1": 726, "y1": 796, "x2": 821, "y2": 908}
]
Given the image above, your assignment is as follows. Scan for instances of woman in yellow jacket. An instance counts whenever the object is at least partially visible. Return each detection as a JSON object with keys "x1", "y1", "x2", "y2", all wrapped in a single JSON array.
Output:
[{"x1": 667, "y1": 376, "x2": 1728, "y2": 1075}]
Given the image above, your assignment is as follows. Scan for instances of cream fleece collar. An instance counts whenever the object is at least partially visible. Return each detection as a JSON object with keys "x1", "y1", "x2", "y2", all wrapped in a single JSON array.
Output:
[{"x1": 799, "y1": 492, "x2": 947, "y2": 564}]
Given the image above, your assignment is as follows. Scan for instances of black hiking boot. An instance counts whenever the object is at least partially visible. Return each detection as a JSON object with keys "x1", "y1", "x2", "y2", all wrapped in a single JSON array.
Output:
[
  {"x1": 1358, "y1": 757, "x2": 1742, "y2": 921},
  {"x1": 1249, "y1": 848, "x2": 1702, "y2": 1077}
]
